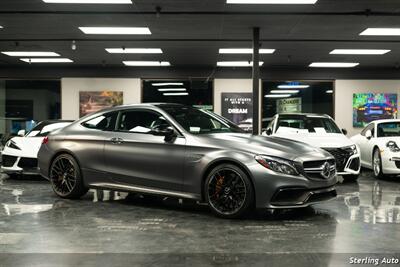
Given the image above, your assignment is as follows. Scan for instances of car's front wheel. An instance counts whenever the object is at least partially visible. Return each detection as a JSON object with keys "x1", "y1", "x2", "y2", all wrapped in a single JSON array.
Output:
[
  {"x1": 205, "y1": 164, "x2": 254, "y2": 219},
  {"x1": 372, "y1": 148, "x2": 384, "y2": 179},
  {"x1": 49, "y1": 154, "x2": 88, "y2": 199}
]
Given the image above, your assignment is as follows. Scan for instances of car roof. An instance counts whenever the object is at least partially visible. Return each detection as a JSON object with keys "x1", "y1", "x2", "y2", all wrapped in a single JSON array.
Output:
[
  {"x1": 372, "y1": 119, "x2": 400, "y2": 124},
  {"x1": 277, "y1": 113, "x2": 331, "y2": 118}
]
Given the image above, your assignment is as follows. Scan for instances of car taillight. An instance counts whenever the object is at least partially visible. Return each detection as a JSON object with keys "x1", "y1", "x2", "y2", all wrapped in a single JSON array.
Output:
[{"x1": 42, "y1": 136, "x2": 49, "y2": 144}]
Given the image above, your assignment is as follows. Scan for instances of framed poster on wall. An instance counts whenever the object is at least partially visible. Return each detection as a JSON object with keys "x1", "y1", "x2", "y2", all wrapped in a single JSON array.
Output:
[
  {"x1": 353, "y1": 93, "x2": 397, "y2": 128},
  {"x1": 79, "y1": 91, "x2": 123, "y2": 117},
  {"x1": 276, "y1": 97, "x2": 302, "y2": 114},
  {"x1": 221, "y1": 93, "x2": 253, "y2": 132}
]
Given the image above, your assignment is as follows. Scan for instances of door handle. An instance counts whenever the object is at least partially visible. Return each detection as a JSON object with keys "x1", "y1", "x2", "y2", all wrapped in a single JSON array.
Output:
[{"x1": 110, "y1": 137, "x2": 124, "y2": 145}]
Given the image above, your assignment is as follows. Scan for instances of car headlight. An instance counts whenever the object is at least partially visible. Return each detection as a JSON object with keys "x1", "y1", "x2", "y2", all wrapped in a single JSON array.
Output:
[
  {"x1": 343, "y1": 145, "x2": 358, "y2": 155},
  {"x1": 255, "y1": 155, "x2": 299, "y2": 176},
  {"x1": 386, "y1": 141, "x2": 400, "y2": 152},
  {"x1": 6, "y1": 140, "x2": 21, "y2": 150}
]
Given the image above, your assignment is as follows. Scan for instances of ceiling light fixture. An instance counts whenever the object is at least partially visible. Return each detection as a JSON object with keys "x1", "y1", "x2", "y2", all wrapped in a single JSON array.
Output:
[
  {"x1": 42, "y1": 0, "x2": 132, "y2": 3},
  {"x1": 2, "y1": 51, "x2": 60, "y2": 57},
  {"x1": 20, "y1": 58, "x2": 73, "y2": 63},
  {"x1": 270, "y1": 90, "x2": 299, "y2": 94},
  {"x1": 330, "y1": 49, "x2": 390, "y2": 55},
  {"x1": 79, "y1": 27, "x2": 151, "y2": 35},
  {"x1": 152, "y1": 82, "x2": 184, "y2": 86},
  {"x1": 277, "y1": 84, "x2": 309, "y2": 89},
  {"x1": 326, "y1": 90, "x2": 333, "y2": 94},
  {"x1": 123, "y1": 61, "x2": 170, "y2": 66},
  {"x1": 264, "y1": 94, "x2": 291, "y2": 98},
  {"x1": 309, "y1": 62, "x2": 359, "y2": 68},
  {"x1": 157, "y1": 88, "x2": 187, "y2": 92},
  {"x1": 219, "y1": 48, "x2": 275, "y2": 54},
  {"x1": 106, "y1": 48, "x2": 162, "y2": 54},
  {"x1": 360, "y1": 28, "x2": 400, "y2": 36},
  {"x1": 0, "y1": 26, "x2": 3, "y2": 29},
  {"x1": 163, "y1": 92, "x2": 189, "y2": 96},
  {"x1": 227, "y1": 0, "x2": 317, "y2": 4},
  {"x1": 217, "y1": 61, "x2": 264, "y2": 67}
]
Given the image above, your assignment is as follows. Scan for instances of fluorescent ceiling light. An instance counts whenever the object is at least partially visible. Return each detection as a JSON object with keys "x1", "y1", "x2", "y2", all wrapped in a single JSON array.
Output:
[
  {"x1": 326, "y1": 90, "x2": 333, "y2": 94},
  {"x1": 227, "y1": 0, "x2": 317, "y2": 4},
  {"x1": 79, "y1": 27, "x2": 151, "y2": 35},
  {"x1": 270, "y1": 90, "x2": 299, "y2": 94},
  {"x1": 106, "y1": 48, "x2": 162, "y2": 54},
  {"x1": 217, "y1": 61, "x2": 264, "y2": 67},
  {"x1": 152, "y1": 82, "x2": 184, "y2": 87},
  {"x1": 2, "y1": 51, "x2": 60, "y2": 57},
  {"x1": 360, "y1": 28, "x2": 400, "y2": 36},
  {"x1": 330, "y1": 49, "x2": 390, "y2": 55},
  {"x1": 278, "y1": 84, "x2": 309, "y2": 89},
  {"x1": 123, "y1": 61, "x2": 170, "y2": 66},
  {"x1": 163, "y1": 92, "x2": 189, "y2": 96},
  {"x1": 219, "y1": 48, "x2": 275, "y2": 54},
  {"x1": 158, "y1": 88, "x2": 186, "y2": 92},
  {"x1": 20, "y1": 58, "x2": 73, "y2": 63},
  {"x1": 309, "y1": 62, "x2": 359, "y2": 68},
  {"x1": 43, "y1": 0, "x2": 132, "y2": 3},
  {"x1": 264, "y1": 94, "x2": 291, "y2": 98},
  {"x1": 0, "y1": 26, "x2": 3, "y2": 29}
]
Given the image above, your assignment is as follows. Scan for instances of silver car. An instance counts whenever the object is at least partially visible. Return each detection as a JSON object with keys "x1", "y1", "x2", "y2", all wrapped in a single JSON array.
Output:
[{"x1": 38, "y1": 104, "x2": 338, "y2": 218}]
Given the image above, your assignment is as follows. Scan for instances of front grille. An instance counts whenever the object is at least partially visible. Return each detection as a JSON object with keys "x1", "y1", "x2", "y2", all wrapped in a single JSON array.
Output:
[
  {"x1": 302, "y1": 159, "x2": 336, "y2": 180},
  {"x1": 322, "y1": 147, "x2": 352, "y2": 172},
  {"x1": 18, "y1": 157, "x2": 38, "y2": 169},
  {"x1": 2, "y1": 155, "x2": 17, "y2": 167}
]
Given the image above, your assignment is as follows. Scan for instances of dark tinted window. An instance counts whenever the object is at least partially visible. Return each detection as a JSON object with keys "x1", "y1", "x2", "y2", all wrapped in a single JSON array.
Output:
[
  {"x1": 81, "y1": 112, "x2": 117, "y2": 131},
  {"x1": 377, "y1": 122, "x2": 400, "y2": 137},
  {"x1": 117, "y1": 110, "x2": 170, "y2": 133},
  {"x1": 26, "y1": 121, "x2": 71, "y2": 137},
  {"x1": 277, "y1": 115, "x2": 341, "y2": 134}
]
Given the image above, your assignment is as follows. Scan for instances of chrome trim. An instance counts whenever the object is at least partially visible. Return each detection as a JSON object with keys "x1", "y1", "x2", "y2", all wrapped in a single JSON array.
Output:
[{"x1": 90, "y1": 182, "x2": 199, "y2": 200}]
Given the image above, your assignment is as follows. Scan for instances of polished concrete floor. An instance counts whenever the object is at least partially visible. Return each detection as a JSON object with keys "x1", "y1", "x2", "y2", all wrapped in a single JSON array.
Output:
[{"x1": 0, "y1": 171, "x2": 400, "y2": 266}]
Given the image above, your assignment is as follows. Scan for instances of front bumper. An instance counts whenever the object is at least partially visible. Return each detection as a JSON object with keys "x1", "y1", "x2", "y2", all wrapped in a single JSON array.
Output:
[
  {"x1": 322, "y1": 148, "x2": 361, "y2": 176},
  {"x1": 381, "y1": 153, "x2": 400, "y2": 175},
  {"x1": 1, "y1": 154, "x2": 39, "y2": 175}
]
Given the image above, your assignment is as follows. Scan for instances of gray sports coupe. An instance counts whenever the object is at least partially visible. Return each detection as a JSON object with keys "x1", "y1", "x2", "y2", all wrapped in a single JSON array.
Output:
[{"x1": 38, "y1": 103, "x2": 337, "y2": 218}]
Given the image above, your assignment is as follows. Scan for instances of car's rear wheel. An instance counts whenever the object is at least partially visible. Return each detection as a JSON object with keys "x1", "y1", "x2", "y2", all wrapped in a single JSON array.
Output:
[
  {"x1": 49, "y1": 154, "x2": 88, "y2": 199},
  {"x1": 373, "y1": 148, "x2": 384, "y2": 179},
  {"x1": 205, "y1": 164, "x2": 254, "y2": 219}
]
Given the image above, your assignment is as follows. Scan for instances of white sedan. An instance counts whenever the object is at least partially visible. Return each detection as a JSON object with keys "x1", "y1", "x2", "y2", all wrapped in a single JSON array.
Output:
[
  {"x1": 351, "y1": 119, "x2": 400, "y2": 178},
  {"x1": 1, "y1": 120, "x2": 72, "y2": 176}
]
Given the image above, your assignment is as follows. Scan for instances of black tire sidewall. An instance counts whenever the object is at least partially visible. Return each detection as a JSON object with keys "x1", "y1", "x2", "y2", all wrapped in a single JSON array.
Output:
[{"x1": 205, "y1": 163, "x2": 254, "y2": 219}]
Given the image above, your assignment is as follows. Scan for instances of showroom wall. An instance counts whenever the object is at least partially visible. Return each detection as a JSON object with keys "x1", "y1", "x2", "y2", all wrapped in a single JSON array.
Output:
[
  {"x1": 335, "y1": 80, "x2": 400, "y2": 137},
  {"x1": 61, "y1": 78, "x2": 141, "y2": 120}
]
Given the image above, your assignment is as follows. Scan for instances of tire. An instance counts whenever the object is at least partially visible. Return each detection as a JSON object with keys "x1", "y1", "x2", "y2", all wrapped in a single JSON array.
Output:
[
  {"x1": 49, "y1": 154, "x2": 88, "y2": 199},
  {"x1": 372, "y1": 148, "x2": 385, "y2": 179},
  {"x1": 342, "y1": 174, "x2": 359, "y2": 182},
  {"x1": 205, "y1": 164, "x2": 254, "y2": 219}
]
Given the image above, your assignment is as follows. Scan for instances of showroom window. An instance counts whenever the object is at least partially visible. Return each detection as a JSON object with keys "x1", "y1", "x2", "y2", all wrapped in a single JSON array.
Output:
[
  {"x1": 0, "y1": 80, "x2": 61, "y2": 145},
  {"x1": 142, "y1": 79, "x2": 213, "y2": 110},
  {"x1": 262, "y1": 80, "x2": 334, "y2": 122}
]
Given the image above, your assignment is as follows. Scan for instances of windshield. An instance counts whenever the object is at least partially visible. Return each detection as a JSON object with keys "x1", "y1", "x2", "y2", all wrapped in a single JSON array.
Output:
[
  {"x1": 377, "y1": 122, "x2": 400, "y2": 137},
  {"x1": 160, "y1": 106, "x2": 244, "y2": 135},
  {"x1": 276, "y1": 115, "x2": 341, "y2": 134},
  {"x1": 26, "y1": 122, "x2": 71, "y2": 137}
]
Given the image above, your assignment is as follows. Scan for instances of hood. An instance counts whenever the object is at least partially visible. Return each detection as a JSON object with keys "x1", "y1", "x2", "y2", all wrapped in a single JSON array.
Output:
[
  {"x1": 5, "y1": 136, "x2": 44, "y2": 157},
  {"x1": 273, "y1": 132, "x2": 354, "y2": 148},
  {"x1": 196, "y1": 133, "x2": 332, "y2": 161}
]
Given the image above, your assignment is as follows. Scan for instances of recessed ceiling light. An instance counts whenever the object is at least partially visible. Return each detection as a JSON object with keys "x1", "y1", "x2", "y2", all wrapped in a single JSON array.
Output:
[
  {"x1": 106, "y1": 48, "x2": 162, "y2": 54},
  {"x1": 227, "y1": 0, "x2": 317, "y2": 4},
  {"x1": 360, "y1": 28, "x2": 400, "y2": 36},
  {"x1": 157, "y1": 88, "x2": 187, "y2": 92},
  {"x1": 330, "y1": 49, "x2": 391, "y2": 55},
  {"x1": 217, "y1": 61, "x2": 264, "y2": 67},
  {"x1": 43, "y1": 0, "x2": 132, "y2": 3},
  {"x1": 278, "y1": 84, "x2": 309, "y2": 89},
  {"x1": 309, "y1": 62, "x2": 359, "y2": 68},
  {"x1": 270, "y1": 90, "x2": 299, "y2": 94},
  {"x1": 20, "y1": 58, "x2": 73, "y2": 63},
  {"x1": 123, "y1": 61, "x2": 170, "y2": 66},
  {"x1": 219, "y1": 48, "x2": 275, "y2": 54},
  {"x1": 0, "y1": 26, "x2": 3, "y2": 29},
  {"x1": 152, "y1": 82, "x2": 184, "y2": 86},
  {"x1": 163, "y1": 92, "x2": 189, "y2": 96},
  {"x1": 326, "y1": 90, "x2": 333, "y2": 94},
  {"x1": 2, "y1": 51, "x2": 60, "y2": 57},
  {"x1": 79, "y1": 27, "x2": 151, "y2": 35},
  {"x1": 264, "y1": 94, "x2": 291, "y2": 98}
]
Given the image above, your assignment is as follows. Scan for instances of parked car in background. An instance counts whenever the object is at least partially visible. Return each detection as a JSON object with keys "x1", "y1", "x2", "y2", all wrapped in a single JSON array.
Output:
[
  {"x1": 351, "y1": 119, "x2": 400, "y2": 179},
  {"x1": 237, "y1": 118, "x2": 273, "y2": 133},
  {"x1": 1, "y1": 120, "x2": 73, "y2": 176},
  {"x1": 263, "y1": 113, "x2": 361, "y2": 182},
  {"x1": 38, "y1": 104, "x2": 337, "y2": 218},
  {"x1": 356, "y1": 102, "x2": 396, "y2": 123}
]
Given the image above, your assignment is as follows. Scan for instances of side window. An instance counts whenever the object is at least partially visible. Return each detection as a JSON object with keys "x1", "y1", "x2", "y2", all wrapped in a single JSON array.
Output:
[
  {"x1": 117, "y1": 110, "x2": 170, "y2": 133},
  {"x1": 81, "y1": 112, "x2": 117, "y2": 131},
  {"x1": 361, "y1": 124, "x2": 374, "y2": 136}
]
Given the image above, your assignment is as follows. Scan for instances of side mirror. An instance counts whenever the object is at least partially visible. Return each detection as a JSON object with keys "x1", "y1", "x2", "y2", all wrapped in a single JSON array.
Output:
[
  {"x1": 265, "y1": 128, "x2": 273, "y2": 136},
  {"x1": 151, "y1": 126, "x2": 176, "y2": 141},
  {"x1": 341, "y1": 129, "x2": 348, "y2": 135},
  {"x1": 17, "y1": 130, "x2": 26, "y2": 137},
  {"x1": 365, "y1": 130, "x2": 372, "y2": 140}
]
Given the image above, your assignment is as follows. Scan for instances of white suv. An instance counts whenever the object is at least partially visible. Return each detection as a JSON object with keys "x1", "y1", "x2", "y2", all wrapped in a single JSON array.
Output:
[{"x1": 263, "y1": 113, "x2": 361, "y2": 182}]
